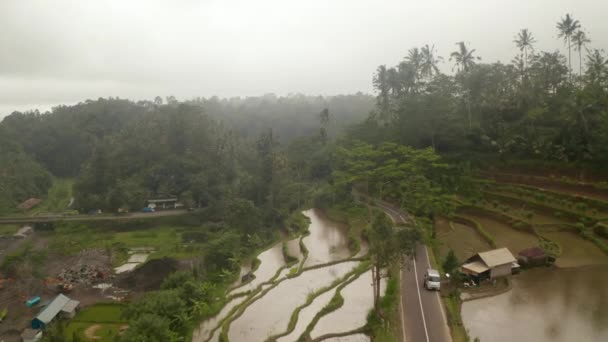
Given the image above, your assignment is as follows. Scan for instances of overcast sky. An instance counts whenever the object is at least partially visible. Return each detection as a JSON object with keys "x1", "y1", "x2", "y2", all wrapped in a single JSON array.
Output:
[{"x1": 1, "y1": 0, "x2": 606, "y2": 117}]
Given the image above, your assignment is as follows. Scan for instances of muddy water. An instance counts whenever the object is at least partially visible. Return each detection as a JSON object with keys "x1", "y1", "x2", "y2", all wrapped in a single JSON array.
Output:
[
  {"x1": 462, "y1": 265, "x2": 608, "y2": 342},
  {"x1": 276, "y1": 287, "x2": 339, "y2": 342},
  {"x1": 302, "y1": 209, "x2": 350, "y2": 267},
  {"x1": 312, "y1": 270, "x2": 384, "y2": 338},
  {"x1": 229, "y1": 242, "x2": 285, "y2": 294},
  {"x1": 228, "y1": 261, "x2": 360, "y2": 342},
  {"x1": 192, "y1": 295, "x2": 247, "y2": 342},
  {"x1": 464, "y1": 214, "x2": 538, "y2": 254},
  {"x1": 436, "y1": 217, "x2": 490, "y2": 261},
  {"x1": 542, "y1": 231, "x2": 608, "y2": 267}
]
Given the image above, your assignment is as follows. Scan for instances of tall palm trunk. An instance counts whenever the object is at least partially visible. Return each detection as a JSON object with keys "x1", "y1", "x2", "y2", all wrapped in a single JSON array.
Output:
[
  {"x1": 579, "y1": 48, "x2": 583, "y2": 87},
  {"x1": 568, "y1": 37, "x2": 572, "y2": 82}
]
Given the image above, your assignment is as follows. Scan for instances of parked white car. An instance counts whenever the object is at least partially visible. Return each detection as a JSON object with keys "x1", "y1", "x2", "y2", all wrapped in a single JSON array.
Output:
[{"x1": 424, "y1": 268, "x2": 441, "y2": 290}]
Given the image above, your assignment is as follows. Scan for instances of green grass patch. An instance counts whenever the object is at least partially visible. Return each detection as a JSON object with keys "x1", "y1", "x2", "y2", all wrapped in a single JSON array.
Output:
[
  {"x1": 444, "y1": 293, "x2": 468, "y2": 342},
  {"x1": 65, "y1": 304, "x2": 127, "y2": 342},
  {"x1": 0, "y1": 224, "x2": 18, "y2": 237},
  {"x1": 366, "y1": 264, "x2": 401, "y2": 342},
  {"x1": 72, "y1": 303, "x2": 127, "y2": 323}
]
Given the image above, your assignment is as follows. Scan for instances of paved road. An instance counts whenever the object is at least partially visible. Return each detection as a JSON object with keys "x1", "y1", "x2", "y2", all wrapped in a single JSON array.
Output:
[
  {"x1": 374, "y1": 201, "x2": 452, "y2": 342},
  {"x1": 0, "y1": 209, "x2": 190, "y2": 224}
]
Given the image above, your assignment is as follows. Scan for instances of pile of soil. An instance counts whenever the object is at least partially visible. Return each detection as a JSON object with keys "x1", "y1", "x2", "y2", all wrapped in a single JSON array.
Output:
[{"x1": 115, "y1": 257, "x2": 178, "y2": 292}]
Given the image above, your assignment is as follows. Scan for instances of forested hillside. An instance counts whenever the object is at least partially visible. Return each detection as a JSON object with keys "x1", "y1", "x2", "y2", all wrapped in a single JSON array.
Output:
[
  {"x1": 0, "y1": 94, "x2": 368, "y2": 215},
  {"x1": 0, "y1": 132, "x2": 52, "y2": 214}
]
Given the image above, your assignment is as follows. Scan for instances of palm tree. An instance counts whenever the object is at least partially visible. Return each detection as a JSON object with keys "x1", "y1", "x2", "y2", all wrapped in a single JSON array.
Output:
[
  {"x1": 585, "y1": 48, "x2": 608, "y2": 86},
  {"x1": 405, "y1": 47, "x2": 423, "y2": 81},
  {"x1": 572, "y1": 30, "x2": 591, "y2": 79},
  {"x1": 373, "y1": 65, "x2": 390, "y2": 114},
  {"x1": 514, "y1": 29, "x2": 536, "y2": 72},
  {"x1": 420, "y1": 44, "x2": 443, "y2": 79},
  {"x1": 450, "y1": 42, "x2": 479, "y2": 130},
  {"x1": 450, "y1": 41, "x2": 479, "y2": 73},
  {"x1": 556, "y1": 13, "x2": 581, "y2": 82}
]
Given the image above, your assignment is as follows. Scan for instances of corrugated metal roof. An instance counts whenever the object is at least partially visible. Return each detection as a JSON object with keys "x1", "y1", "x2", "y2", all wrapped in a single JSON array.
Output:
[
  {"x1": 461, "y1": 261, "x2": 490, "y2": 274},
  {"x1": 61, "y1": 299, "x2": 80, "y2": 313},
  {"x1": 34, "y1": 294, "x2": 70, "y2": 324},
  {"x1": 478, "y1": 248, "x2": 516, "y2": 267}
]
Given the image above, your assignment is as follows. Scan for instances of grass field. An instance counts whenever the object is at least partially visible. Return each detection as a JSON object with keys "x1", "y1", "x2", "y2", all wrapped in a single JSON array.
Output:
[
  {"x1": 0, "y1": 225, "x2": 18, "y2": 237},
  {"x1": 65, "y1": 304, "x2": 127, "y2": 341}
]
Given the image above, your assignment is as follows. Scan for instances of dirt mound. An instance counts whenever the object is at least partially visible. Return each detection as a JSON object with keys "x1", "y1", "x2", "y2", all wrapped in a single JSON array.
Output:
[{"x1": 115, "y1": 257, "x2": 178, "y2": 291}]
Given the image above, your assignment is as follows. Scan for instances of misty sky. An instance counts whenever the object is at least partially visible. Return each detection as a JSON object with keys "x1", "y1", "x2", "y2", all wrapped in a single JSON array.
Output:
[{"x1": 1, "y1": 0, "x2": 606, "y2": 117}]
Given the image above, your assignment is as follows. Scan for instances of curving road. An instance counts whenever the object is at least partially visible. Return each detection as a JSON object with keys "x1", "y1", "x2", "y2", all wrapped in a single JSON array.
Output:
[
  {"x1": 0, "y1": 209, "x2": 191, "y2": 224},
  {"x1": 372, "y1": 200, "x2": 452, "y2": 342}
]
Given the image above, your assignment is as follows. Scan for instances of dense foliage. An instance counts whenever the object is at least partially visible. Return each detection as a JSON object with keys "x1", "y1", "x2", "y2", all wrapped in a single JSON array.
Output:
[
  {"x1": 356, "y1": 15, "x2": 608, "y2": 166},
  {"x1": 0, "y1": 131, "x2": 52, "y2": 214}
]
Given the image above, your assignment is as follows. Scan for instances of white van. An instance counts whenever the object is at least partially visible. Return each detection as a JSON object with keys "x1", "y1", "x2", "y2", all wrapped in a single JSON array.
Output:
[{"x1": 423, "y1": 268, "x2": 441, "y2": 290}]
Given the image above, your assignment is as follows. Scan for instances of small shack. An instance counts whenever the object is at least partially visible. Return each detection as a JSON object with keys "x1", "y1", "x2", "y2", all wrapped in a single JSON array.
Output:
[
  {"x1": 146, "y1": 197, "x2": 183, "y2": 210},
  {"x1": 18, "y1": 198, "x2": 42, "y2": 211},
  {"x1": 517, "y1": 247, "x2": 553, "y2": 267},
  {"x1": 461, "y1": 248, "x2": 518, "y2": 281},
  {"x1": 31, "y1": 294, "x2": 80, "y2": 330}
]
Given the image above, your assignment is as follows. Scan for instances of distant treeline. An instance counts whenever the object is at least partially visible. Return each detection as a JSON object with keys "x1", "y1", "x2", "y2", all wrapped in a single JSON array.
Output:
[{"x1": 0, "y1": 94, "x2": 370, "y2": 215}]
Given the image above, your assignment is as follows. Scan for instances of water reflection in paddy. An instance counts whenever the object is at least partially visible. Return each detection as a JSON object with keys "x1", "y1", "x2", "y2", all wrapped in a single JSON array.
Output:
[
  {"x1": 462, "y1": 265, "x2": 608, "y2": 342},
  {"x1": 302, "y1": 209, "x2": 350, "y2": 267},
  {"x1": 229, "y1": 262, "x2": 360, "y2": 342}
]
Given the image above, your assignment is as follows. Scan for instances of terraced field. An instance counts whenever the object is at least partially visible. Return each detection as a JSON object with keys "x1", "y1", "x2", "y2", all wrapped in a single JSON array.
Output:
[
  {"x1": 458, "y1": 170, "x2": 608, "y2": 341},
  {"x1": 192, "y1": 209, "x2": 377, "y2": 342}
]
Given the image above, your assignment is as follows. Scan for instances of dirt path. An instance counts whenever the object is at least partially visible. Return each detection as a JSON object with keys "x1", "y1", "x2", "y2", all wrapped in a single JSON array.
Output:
[{"x1": 84, "y1": 324, "x2": 102, "y2": 340}]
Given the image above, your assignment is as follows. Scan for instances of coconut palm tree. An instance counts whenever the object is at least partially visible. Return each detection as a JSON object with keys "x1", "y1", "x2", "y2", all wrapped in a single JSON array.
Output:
[
  {"x1": 573, "y1": 30, "x2": 591, "y2": 79},
  {"x1": 514, "y1": 29, "x2": 536, "y2": 72},
  {"x1": 556, "y1": 13, "x2": 581, "y2": 82},
  {"x1": 373, "y1": 65, "x2": 390, "y2": 113},
  {"x1": 450, "y1": 41, "x2": 479, "y2": 73},
  {"x1": 420, "y1": 44, "x2": 443, "y2": 79},
  {"x1": 585, "y1": 48, "x2": 608, "y2": 86},
  {"x1": 405, "y1": 47, "x2": 423, "y2": 81}
]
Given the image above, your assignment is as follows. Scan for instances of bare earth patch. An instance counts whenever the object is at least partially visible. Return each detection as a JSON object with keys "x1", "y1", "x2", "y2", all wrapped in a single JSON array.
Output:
[{"x1": 84, "y1": 324, "x2": 102, "y2": 340}]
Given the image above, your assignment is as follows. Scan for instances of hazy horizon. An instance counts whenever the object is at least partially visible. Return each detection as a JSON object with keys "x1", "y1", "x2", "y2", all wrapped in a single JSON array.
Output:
[{"x1": 2, "y1": 0, "x2": 607, "y2": 118}]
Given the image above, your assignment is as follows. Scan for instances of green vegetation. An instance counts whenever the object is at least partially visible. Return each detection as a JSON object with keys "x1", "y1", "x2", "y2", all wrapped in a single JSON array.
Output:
[
  {"x1": 30, "y1": 178, "x2": 74, "y2": 214},
  {"x1": 64, "y1": 304, "x2": 127, "y2": 342},
  {"x1": 366, "y1": 265, "x2": 401, "y2": 342},
  {"x1": 324, "y1": 203, "x2": 370, "y2": 256}
]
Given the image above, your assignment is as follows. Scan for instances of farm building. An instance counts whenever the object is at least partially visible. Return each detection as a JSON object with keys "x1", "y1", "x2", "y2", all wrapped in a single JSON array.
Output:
[
  {"x1": 146, "y1": 197, "x2": 183, "y2": 210},
  {"x1": 461, "y1": 248, "x2": 518, "y2": 280},
  {"x1": 31, "y1": 294, "x2": 80, "y2": 330}
]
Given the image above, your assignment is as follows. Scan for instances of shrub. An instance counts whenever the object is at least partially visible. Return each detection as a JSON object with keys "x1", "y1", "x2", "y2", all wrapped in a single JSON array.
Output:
[
  {"x1": 574, "y1": 202, "x2": 588, "y2": 212},
  {"x1": 594, "y1": 223, "x2": 608, "y2": 239}
]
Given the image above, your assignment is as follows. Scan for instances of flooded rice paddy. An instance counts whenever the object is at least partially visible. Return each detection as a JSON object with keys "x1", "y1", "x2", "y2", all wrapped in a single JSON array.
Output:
[
  {"x1": 462, "y1": 214, "x2": 538, "y2": 254},
  {"x1": 541, "y1": 231, "x2": 608, "y2": 268},
  {"x1": 229, "y1": 242, "x2": 285, "y2": 295},
  {"x1": 302, "y1": 209, "x2": 350, "y2": 267},
  {"x1": 194, "y1": 209, "x2": 373, "y2": 342},
  {"x1": 462, "y1": 265, "x2": 608, "y2": 342},
  {"x1": 229, "y1": 262, "x2": 359, "y2": 341},
  {"x1": 436, "y1": 217, "x2": 490, "y2": 261},
  {"x1": 311, "y1": 270, "x2": 384, "y2": 338}
]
